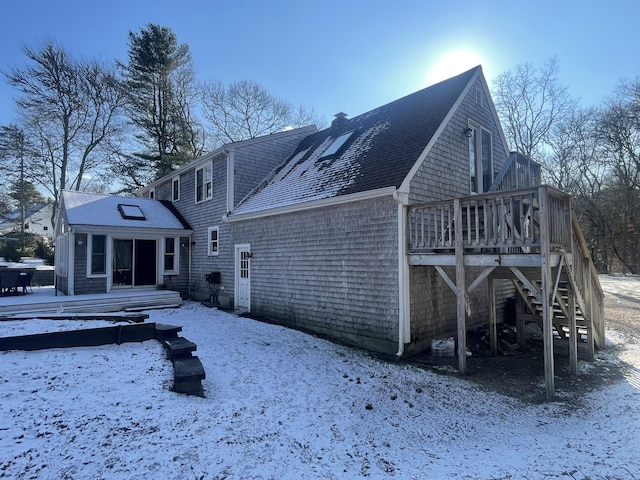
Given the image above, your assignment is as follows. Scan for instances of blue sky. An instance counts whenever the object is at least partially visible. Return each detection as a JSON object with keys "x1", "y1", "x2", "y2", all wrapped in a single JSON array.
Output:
[{"x1": 0, "y1": 0, "x2": 638, "y2": 127}]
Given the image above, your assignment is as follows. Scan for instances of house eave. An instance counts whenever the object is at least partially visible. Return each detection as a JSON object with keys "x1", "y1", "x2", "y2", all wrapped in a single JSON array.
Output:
[
  {"x1": 225, "y1": 186, "x2": 397, "y2": 222},
  {"x1": 68, "y1": 225, "x2": 193, "y2": 236}
]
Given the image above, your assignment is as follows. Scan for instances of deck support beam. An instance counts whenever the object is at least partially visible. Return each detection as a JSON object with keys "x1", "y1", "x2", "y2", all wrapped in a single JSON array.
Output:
[
  {"x1": 454, "y1": 199, "x2": 467, "y2": 374},
  {"x1": 538, "y1": 186, "x2": 555, "y2": 400}
]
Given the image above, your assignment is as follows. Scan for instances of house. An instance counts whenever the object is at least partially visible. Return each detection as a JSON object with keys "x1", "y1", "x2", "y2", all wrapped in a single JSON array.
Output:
[
  {"x1": 0, "y1": 203, "x2": 54, "y2": 238},
  {"x1": 55, "y1": 66, "x2": 604, "y2": 398}
]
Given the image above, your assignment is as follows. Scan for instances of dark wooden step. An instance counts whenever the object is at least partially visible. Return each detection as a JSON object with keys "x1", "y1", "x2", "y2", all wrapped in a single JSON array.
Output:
[
  {"x1": 173, "y1": 378, "x2": 205, "y2": 397},
  {"x1": 164, "y1": 337, "x2": 197, "y2": 358},
  {"x1": 173, "y1": 355, "x2": 206, "y2": 382},
  {"x1": 155, "y1": 323, "x2": 182, "y2": 340}
]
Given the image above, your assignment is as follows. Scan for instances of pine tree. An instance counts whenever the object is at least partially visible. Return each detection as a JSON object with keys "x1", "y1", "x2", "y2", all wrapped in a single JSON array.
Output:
[{"x1": 118, "y1": 24, "x2": 203, "y2": 186}]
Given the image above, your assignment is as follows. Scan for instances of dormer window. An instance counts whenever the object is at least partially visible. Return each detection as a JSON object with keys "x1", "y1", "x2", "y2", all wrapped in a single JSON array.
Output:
[
  {"x1": 118, "y1": 204, "x2": 146, "y2": 220},
  {"x1": 320, "y1": 131, "x2": 355, "y2": 159}
]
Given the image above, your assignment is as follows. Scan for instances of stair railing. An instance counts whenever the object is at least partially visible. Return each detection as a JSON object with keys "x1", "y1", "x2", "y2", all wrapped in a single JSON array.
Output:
[
  {"x1": 489, "y1": 152, "x2": 542, "y2": 192},
  {"x1": 567, "y1": 211, "x2": 605, "y2": 348}
]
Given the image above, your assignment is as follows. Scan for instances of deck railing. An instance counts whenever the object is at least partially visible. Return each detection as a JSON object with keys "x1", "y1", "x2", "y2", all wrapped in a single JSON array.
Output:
[
  {"x1": 407, "y1": 185, "x2": 604, "y2": 347},
  {"x1": 408, "y1": 186, "x2": 570, "y2": 253}
]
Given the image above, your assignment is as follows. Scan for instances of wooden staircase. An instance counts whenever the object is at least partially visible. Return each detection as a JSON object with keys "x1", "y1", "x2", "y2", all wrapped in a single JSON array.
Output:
[
  {"x1": 511, "y1": 267, "x2": 597, "y2": 361},
  {"x1": 407, "y1": 182, "x2": 605, "y2": 399}
]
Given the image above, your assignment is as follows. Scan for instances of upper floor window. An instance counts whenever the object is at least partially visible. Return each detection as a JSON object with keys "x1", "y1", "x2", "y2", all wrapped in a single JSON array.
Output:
[
  {"x1": 172, "y1": 176, "x2": 180, "y2": 202},
  {"x1": 148, "y1": 188, "x2": 155, "y2": 199},
  {"x1": 468, "y1": 123, "x2": 493, "y2": 193},
  {"x1": 195, "y1": 163, "x2": 212, "y2": 203}
]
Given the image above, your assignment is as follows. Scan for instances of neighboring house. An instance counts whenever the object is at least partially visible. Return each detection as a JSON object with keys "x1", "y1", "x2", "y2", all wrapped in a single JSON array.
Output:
[
  {"x1": 0, "y1": 203, "x2": 54, "y2": 238},
  {"x1": 54, "y1": 191, "x2": 192, "y2": 295}
]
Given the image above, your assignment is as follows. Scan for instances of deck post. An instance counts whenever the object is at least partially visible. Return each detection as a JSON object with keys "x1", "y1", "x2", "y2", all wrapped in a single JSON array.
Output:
[
  {"x1": 568, "y1": 285, "x2": 578, "y2": 375},
  {"x1": 454, "y1": 198, "x2": 467, "y2": 374},
  {"x1": 538, "y1": 186, "x2": 555, "y2": 399},
  {"x1": 489, "y1": 278, "x2": 497, "y2": 355}
]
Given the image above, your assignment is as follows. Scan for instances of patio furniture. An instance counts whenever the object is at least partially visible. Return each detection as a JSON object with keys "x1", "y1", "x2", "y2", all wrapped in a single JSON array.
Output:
[
  {"x1": 17, "y1": 269, "x2": 35, "y2": 294},
  {"x1": 0, "y1": 269, "x2": 21, "y2": 296}
]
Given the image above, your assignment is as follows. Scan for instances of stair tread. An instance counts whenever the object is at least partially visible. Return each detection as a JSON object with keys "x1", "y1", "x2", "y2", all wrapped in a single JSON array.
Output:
[
  {"x1": 164, "y1": 337, "x2": 197, "y2": 357},
  {"x1": 173, "y1": 356, "x2": 206, "y2": 381}
]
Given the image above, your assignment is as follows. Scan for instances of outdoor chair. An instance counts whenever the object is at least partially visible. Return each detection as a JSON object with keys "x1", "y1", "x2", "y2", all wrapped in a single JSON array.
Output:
[{"x1": 17, "y1": 270, "x2": 35, "y2": 294}]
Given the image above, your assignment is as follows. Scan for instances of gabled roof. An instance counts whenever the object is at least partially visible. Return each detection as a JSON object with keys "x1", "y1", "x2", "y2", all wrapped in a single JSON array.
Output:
[
  {"x1": 230, "y1": 67, "x2": 481, "y2": 217},
  {"x1": 61, "y1": 191, "x2": 191, "y2": 231},
  {"x1": 139, "y1": 125, "x2": 318, "y2": 192},
  {"x1": 0, "y1": 203, "x2": 49, "y2": 222}
]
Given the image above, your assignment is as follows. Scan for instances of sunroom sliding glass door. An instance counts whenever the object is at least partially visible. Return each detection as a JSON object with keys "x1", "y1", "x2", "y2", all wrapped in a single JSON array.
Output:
[
  {"x1": 112, "y1": 238, "x2": 157, "y2": 287},
  {"x1": 113, "y1": 239, "x2": 133, "y2": 286}
]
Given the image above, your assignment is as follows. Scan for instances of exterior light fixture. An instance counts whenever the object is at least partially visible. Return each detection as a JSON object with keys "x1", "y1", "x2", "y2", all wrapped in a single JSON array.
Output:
[{"x1": 464, "y1": 127, "x2": 473, "y2": 138}]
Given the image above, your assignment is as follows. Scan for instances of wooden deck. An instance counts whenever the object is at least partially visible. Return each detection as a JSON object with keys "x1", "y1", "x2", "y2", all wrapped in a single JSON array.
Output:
[
  {"x1": 0, "y1": 286, "x2": 182, "y2": 318},
  {"x1": 407, "y1": 185, "x2": 604, "y2": 399}
]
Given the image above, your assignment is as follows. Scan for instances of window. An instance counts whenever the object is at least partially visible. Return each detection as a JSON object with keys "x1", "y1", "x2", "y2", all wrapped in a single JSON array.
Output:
[
  {"x1": 55, "y1": 233, "x2": 68, "y2": 277},
  {"x1": 468, "y1": 124, "x2": 493, "y2": 193},
  {"x1": 148, "y1": 188, "x2": 155, "y2": 199},
  {"x1": 208, "y1": 226, "x2": 219, "y2": 256},
  {"x1": 172, "y1": 176, "x2": 180, "y2": 202},
  {"x1": 321, "y1": 131, "x2": 355, "y2": 158},
  {"x1": 90, "y1": 234, "x2": 106, "y2": 275},
  {"x1": 163, "y1": 237, "x2": 178, "y2": 274},
  {"x1": 195, "y1": 163, "x2": 213, "y2": 203},
  {"x1": 43, "y1": 226, "x2": 49, "y2": 231},
  {"x1": 118, "y1": 204, "x2": 146, "y2": 220}
]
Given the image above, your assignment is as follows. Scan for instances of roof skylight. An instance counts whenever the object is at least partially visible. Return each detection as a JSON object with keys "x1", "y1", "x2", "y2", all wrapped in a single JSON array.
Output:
[
  {"x1": 118, "y1": 204, "x2": 146, "y2": 220},
  {"x1": 321, "y1": 131, "x2": 355, "y2": 158}
]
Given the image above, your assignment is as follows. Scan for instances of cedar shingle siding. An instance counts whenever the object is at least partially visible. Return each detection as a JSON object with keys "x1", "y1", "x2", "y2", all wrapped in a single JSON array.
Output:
[
  {"x1": 148, "y1": 128, "x2": 315, "y2": 301},
  {"x1": 229, "y1": 196, "x2": 399, "y2": 353},
  {"x1": 406, "y1": 74, "x2": 514, "y2": 345}
]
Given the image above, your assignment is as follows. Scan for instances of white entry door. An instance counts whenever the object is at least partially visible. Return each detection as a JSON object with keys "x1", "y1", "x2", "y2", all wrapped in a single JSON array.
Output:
[{"x1": 235, "y1": 244, "x2": 251, "y2": 310}]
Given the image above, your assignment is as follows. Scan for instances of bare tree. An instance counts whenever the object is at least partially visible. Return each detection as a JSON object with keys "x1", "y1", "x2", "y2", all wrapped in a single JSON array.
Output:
[
  {"x1": 492, "y1": 57, "x2": 576, "y2": 159},
  {"x1": 201, "y1": 79, "x2": 320, "y2": 147},
  {"x1": 3, "y1": 41, "x2": 126, "y2": 222},
  {"x1": 593, "y1": 85, "x2": 640, "y2": 273}
]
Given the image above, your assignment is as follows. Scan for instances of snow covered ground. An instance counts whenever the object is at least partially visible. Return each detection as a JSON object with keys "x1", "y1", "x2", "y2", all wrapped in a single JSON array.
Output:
[{"x1": 1, "y1": 281, "x2": 639, "y2": 479}]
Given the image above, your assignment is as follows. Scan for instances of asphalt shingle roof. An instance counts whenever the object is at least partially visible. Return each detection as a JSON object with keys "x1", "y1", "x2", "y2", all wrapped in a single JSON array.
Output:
[
  {"x1": 232, "y1": 66, "x2": 480, "y2": 216},
  {"x1": 62, "y1": 191, "x2": 191, "y2": 231}
]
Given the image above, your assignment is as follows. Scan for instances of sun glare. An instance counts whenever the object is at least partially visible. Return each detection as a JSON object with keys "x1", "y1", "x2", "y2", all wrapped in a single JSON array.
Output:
[{"x1": 424, "y1": 48, "x2": 485, "y2": 86}]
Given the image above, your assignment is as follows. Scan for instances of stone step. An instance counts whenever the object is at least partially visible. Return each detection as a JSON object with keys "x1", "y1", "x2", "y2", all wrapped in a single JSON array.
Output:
[{"x1": 164, "y1": 337, "x2": 197, "y2": 359}]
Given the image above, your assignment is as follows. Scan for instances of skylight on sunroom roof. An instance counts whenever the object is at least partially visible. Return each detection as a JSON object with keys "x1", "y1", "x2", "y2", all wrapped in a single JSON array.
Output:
[
  {"x1": 118, "y1": 204, "x2": 146, "y2": 220},
  {"x1": 320, "y1": 131, "x2": 355, "y2": 158}
]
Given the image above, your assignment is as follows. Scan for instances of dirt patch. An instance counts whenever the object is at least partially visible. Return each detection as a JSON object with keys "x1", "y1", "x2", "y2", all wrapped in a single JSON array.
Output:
[{"x1": 411, "y1": 276, "x2": 640, "y2": 404}]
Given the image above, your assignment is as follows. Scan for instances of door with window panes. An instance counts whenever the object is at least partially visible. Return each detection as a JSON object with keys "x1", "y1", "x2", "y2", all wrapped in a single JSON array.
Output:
[{"x1": 235, "y1": 244, "x2": 251, "y2": 309}]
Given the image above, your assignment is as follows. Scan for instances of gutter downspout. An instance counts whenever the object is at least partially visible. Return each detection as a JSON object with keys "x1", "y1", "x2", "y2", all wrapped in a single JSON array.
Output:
[
  {"x1": 188, "y1": 237, "x2": 192, "y2": 298},
  {"x1": 69, "y1": 228, "x2": 76, "y2": 296},
  {"x1": 393, "y1": 190, "x2": 411, "y2": 357},
  {"x1": 224, "y1": 148, "x2": 235, "y2": 214}
]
